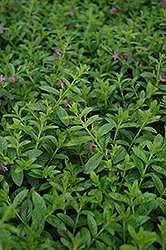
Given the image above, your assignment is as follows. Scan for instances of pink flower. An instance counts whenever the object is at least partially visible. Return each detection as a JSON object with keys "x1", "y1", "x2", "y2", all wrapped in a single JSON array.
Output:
[
  {"x1": 136, "y1": 58, "x2": 140, "y2": 62},
  {"x1": 71, "y1": 6, "x2": 75, "y2": 11},
  {"x1": 159, "y1": 75, "x2": 166, "y2": 82},
  {"x1": 0, "y1": 93, "x2": 4, "y2": 97},
  {"x1": 145, "y1": 31, "x2": 149, "y2": 35},
  {"x1": 4, "y1": 7, "x2": 8, "y2": 12},
  {"x1": 112, "y1": 52, "x2": 118, "y2": 60},
  {"x1": 58, "y1": 80, "x2": 62, "y2": 86},
  {"x1": 0, "y1": 25, "x2": 4, "y2": 31},
  {"x1": 11, "y1": 76, "x2": 18, "y2": 83},
  {"x1": 159, "y1": 1, "x2": 164, "y2": 6},
  {"x1": 54, "y1": 48, "x2": 60, "y2": 56},
  {"x1": 122, "y1": 27, "x2": 124, "y2": 30},
  {"x1": 111, "y1": 6, "x2": 118, "y2": 12},
  {"x1": 124, "y1": 52, "x2": 131, "y2": 59},
  {"x1": 34, "y1": 9, "x2": 38, "y2": 15},
  {"x1": 87, "y1": 140, "x2": 95, "y2": 150},
  {"x1": 31, "y1": 18, "x2": 34, "y2": 21},
  {"x1": 65, "y1": 23, "x2": 71, "y2": 28},
  {"x1": 133, "y1": 26, "x2": 136, "y2": 29},
  {"x1": 0, "y1": 75, "x2": 7, "y2": 83},
  {"x1": 1, "y1": 163, "x2": 8, "y2": 172},
  {"x1": 64, "y1": 97, "x2": 68, "y2": 107}
]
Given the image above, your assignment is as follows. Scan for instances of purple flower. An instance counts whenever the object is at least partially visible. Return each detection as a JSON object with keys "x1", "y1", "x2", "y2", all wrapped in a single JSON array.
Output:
[
  {"x1": 159, "y1": 1, "x2": 164, "y2": 6},
  {"x1": 58, "y1": 79, "x2": 62, "y2": 86},
  {"x1": 0, "y1": 93, "x2": 4, "y2": 97},
  {"x1": 4, "y1": 7, "x2": 8, "y2": 12},
  {"x1": 0, "y1": 24, "x2": 4, "y2": 31},
  {"x1": 159, "y1": 75, "x2": 166, "y2": 82},
  {"x1": 1, "y1": 163, "x2": 8, "y2": 172},
  {"x1": 124, "y1": 52, "x2": 131, "y2": 59},
  {"x1": 145, "y1": 31, "x2": 149, "y2": 35},
  {"x1": 112, "y1": 52, "x2": 118, "y2": 60},
  {"x1": 111, "y1": 6, "x2": 118, "y2": 12},
  {"x1": 87, "y1": 140, "x2": 95, "y2": 150},
  {"x1": 71, "y1": 5, "x2": 75, "y2": 11},
  {"x1": 136, "y1": 58, "x2": 140, "y2": 62},
  {"x1": 122, "y1": 27, "x2": 124, "y2": 30},
  {"x1": 133, "y1": 26, "x2": 136, "y2": 29},
  {"x1": 11, "y1": 76, "x2": 18, "y2": 83},
  {"x1": 34, "y1": 9, "x2": 38, "y2": 15},
  {"x1": 0, "y1": 75, "x2": 7, "y2": 83},
  {"x1": 65, "y1": 23, "x2": 71, "y2": 28},
  {"x1": 54, "y1": 48, "x2": 60, "y2": 56},
  {"x1": 31, "y1": 18, "x2": 34, "y2": 21},
  {"x1": 64, "y1": 97, "x2": 68, "y2": 107}
]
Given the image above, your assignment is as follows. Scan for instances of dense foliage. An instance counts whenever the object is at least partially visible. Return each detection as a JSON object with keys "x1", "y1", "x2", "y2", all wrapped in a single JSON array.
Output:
[{"x1": 0, "y1": 0, "x2": 166, "y2": 249}]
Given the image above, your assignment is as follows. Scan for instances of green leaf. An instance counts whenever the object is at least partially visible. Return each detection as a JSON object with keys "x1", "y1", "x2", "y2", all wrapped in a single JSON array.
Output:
[
  {"x1": 11, "y1": 164, "x2": 24, "y2": 187},
  {"x1": 32, "y1": 191, "x2": 46, "y2": 217},
  {"x1": 97, "y1": 123, "x2": 115, "y2": 139},
  {"x1": 79, "y1": 107, "x2": 93, "y2": 118},
  {"x1": 69, "y1": 196, "x2": 79, "y2": 213},
  {"x1": 85, "y1": 115, "x2": 99, "y2": 127},
  {"x1": 9, "y1": 63, "x2": 15, "y2": 75},
  {"x1": 87, "y1": 215, "x2": 97, "y2": 237},
  {"x1": 157, "y1": 197, "x2": 166, "y2": 215},
  {"x1": 134, "y1": 193, "x2": 156, "y2": 206},
  {"x1": 140, "y1": 72, "x2": 155, "y2": 78},
  {"x1": 21, "y1": 199, "x2": 33, "y2": 224},
  {"x1": 57, "y1": 213, "x2": 74, "y2": 228},
  {"x1": 120, "y1": 245, "x2": 138, "y2": 250},
  {"x1": 28, "y1": 102, "x2": 46, "y2": 111},
  {"x1": 152, "y1": 174, "x2": 164, "y2": 195},
  {"x1": 132, "y1": 147, "x2": 147, "y2": 163},
  {"x1": 84, "y1": 152, "x2": 103, "y2": 174},
  {"x1": 66, "y1": 136, "x2": 91, "y2": 147},
  {"x1": 39, "y1": 86, "x2": 59, "y2": 95},
  {"x1": 13, "y1": 189, "x2": 28, "y2": 207},
  {"x1": 0, "y1": 137, "x2": 7, "y2": 150},
  {"x1": 152, "y1": 165, "x2": 166, "y2": 177},
  {"x1": 46, "y1": 215, "x2": 66, "y2": 230},
  {"x1": 113, "y1": 146, "x2": 127, "y2": 164},
  {"x1": 109, "y1": 193, "x2": 130, "y2": 205},
  {"x1": 56, "y1": 106, "x2": 69, "y2": 126}
]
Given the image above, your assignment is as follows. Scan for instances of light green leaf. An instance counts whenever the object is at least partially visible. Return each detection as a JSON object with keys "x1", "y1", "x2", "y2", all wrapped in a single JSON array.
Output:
[
  {"x1": 84, "y1": 152, "x2": 103, "y2": 174},
  {"x1": 39, "y1": 86, "x2": 59, "y2": 95},
  {"x1": 32, "y1": 191, "x2": 46, "y2": 217},
  {"x1": 87, "y1": 215, "x2": 97, "y2": 237},
  {"x1": 134, "y1": 193, "x2": 156, "y2": 206},
  {"x1": 66, "y1": 136, "x2": 91, "y2": 147},
  {"x1": 13, "y1": 189, "x2": 28, "y2": 207},
  {"x1": 11, "y1": 164, "x2": 24, "y2": 187},
  {"x1": 97, "y1": 123, "x2": 115, "y2": 139},
  {"x1": 132, "y1": 147, "x2": 147, "y2": 163},
  {"x1": 56, "y1": 106, "x2": 69, "y2": 126},
  {"x1": 152, "y1": 174, "x2": 164, "y2": 194}
]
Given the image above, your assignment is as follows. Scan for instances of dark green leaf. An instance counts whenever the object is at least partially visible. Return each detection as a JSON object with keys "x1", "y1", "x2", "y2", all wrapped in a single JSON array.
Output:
[{"x1": 84, "y1": 152, "x2": 103, "y2": 174}]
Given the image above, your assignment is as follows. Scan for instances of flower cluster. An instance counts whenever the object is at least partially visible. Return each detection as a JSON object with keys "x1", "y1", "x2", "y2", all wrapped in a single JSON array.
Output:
[
  {"x1": 1, "y1": 163, "x2": 8, "y2": 172},
  {"x1": 124, "y1": 52, "x2": 131, "y2": 59},
  {"x1": 112, "y1": 52, "x2": 118, "y2": 60},
  {"x1": 54, "y1": 48, "x2": 60, "y2": 56},
  {"x1": 70, "y1": 6, "x2": 75, "y2": 17},
  {"x1": 0, "y1": 24, "x2": 4, "y2": 31},
  {"x1": 0, "y1": 75, "x2": 7, "y2": 83},
  {"x1": 34, "y1": 9, "x2": 38, "y2": 15},
  {"x1": 11, "y1": 76, "x2": 18, "y2": 83},
  {"x1": 87, "y1": 140, "x2": 95, "y2": 150},
  {"x1": 159, "y1": 1, "x2": 164, "y2": 7},
  {"x1": 111, "y1": 6, "x2": 118, "y2": 12}
]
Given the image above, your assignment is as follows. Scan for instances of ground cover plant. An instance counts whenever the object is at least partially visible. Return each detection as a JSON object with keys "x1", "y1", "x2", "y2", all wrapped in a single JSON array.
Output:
[{"x1": 0, "y1": 0, "x2": 166, "y2": 249}]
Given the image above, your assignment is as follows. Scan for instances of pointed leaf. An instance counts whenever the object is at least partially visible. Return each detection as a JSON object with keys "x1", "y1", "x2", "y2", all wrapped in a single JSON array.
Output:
[
  {"x1": 87, "y1": 215, "x2": 97, "y2": 237},
  {"x1": 84, "y1": 152, "x2": 103, "y2": 174}
]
